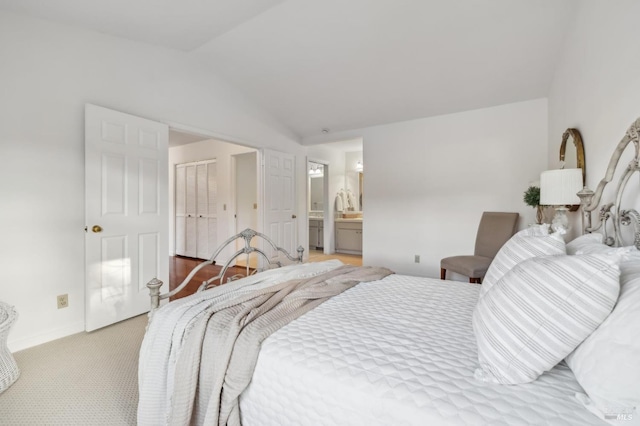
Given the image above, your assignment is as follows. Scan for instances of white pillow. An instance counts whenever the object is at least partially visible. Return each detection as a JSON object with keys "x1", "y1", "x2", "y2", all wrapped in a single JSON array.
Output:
[
  {"x1": 480, "y1": 224, "x2": 566, "y2": 298},
  {"x1": 575, "y1": 241, "x2": 637, "y2": 256},
  {"x1": 473, "y1": 253, "x2": 621, "y2": 385},
  {"x1": 566, "y1": 233, "x2": 604, "y2": 255},
  {"x1": 565, "y1": 250, "x2": 640, "y2": 422}
]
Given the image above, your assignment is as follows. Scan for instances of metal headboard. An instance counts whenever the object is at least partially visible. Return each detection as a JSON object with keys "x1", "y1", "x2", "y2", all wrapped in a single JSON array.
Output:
[
  {"x1": 577, "y1": 117, "x2": 640, "y2": 249},
  {"x1": 146, "y1": 228, "x2": 304, "y2": 310}
]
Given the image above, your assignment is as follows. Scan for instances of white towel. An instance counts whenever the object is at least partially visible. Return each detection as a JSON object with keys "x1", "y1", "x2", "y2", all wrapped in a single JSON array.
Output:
[
  {"x1": 346, "y1": 190, "x2": 356, "y2": 210},
  {"x1": 335, "y1": 193, "x2": 344, "y2": 212}
]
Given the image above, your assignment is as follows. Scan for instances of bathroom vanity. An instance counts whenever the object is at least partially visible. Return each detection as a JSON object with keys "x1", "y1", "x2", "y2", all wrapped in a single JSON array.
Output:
[
  {"x1": 335, "y1": 218, "x2": 362, "y2": 254},
  {"x1": 309, "y1": 218, "x2": 324, "y2": 250}
]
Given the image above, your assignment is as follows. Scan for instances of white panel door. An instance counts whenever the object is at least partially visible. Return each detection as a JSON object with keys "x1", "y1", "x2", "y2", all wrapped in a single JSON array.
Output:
[
  {"x1": 206, "y1": 161, "x2": 218, "y2": 259},
  {"x1": 174, "y1": 160, "x2": 217, "y2": 259},
  {"x1": 184, "y1": 164, "x2": 197, "y2": 258},
  {"x1": 175, "y1": 165, "x2": 187, "y2": 256},
  {"x1": 263, "y1": 149, "x2": 297, "y2": 263},
  {"x1": 85, "y1": 104, "x2": 168, "y2": 332},
  {"x1": 196, "y1": 163, "x2": 209, "y2": 259}
]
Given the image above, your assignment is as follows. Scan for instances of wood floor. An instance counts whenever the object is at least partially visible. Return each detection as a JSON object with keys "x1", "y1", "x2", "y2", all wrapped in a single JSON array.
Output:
[
  {"x1": 170, "y1": 250, "x2": 362, "y2": 300},
  {"x1": 308, "y1": 249, "x2": 363, "y2": 266},
  {"x1": 169, "y1": 256, "x2": 252, "y2": 300}
]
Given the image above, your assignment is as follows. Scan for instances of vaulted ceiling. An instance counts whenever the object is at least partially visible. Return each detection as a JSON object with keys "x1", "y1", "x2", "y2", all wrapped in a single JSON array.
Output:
[{"x1": 0, "y1": 0, "x2": 580, "y2": 139}]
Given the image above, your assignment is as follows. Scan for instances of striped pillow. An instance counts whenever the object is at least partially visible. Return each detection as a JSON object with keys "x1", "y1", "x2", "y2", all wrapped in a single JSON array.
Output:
[
  {"x1": 479, "y1": 224, "x2": 565, "y2": 299},
  {"x1": 473, "y1": 253, "x2": 621, "y2": 384}
]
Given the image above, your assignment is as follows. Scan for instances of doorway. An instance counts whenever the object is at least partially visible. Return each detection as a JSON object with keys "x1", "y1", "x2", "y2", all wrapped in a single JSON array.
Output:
[
  {"x1": 308, "y1": 161, "x2": 326, "y2": 254},
  {"x1": 84, "y1": 104, "x2": 291, "y2": 331},
  {"x1": 306, "y1": 138, "x2": 363, "y2": 263},
  {"x1": 169, "y1": 128, "x2": 259, "y2": 272}
]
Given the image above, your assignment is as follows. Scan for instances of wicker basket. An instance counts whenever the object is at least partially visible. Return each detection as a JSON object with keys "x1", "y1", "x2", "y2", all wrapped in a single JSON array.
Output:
[{"x1": 0, "y1": 301, "x2": 20, "y2": 393}]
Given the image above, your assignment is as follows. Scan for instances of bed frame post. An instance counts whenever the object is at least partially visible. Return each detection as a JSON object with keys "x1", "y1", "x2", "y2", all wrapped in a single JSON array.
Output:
[{"x1": 147, "y1": 278, "x2": 163, "y2": 311}]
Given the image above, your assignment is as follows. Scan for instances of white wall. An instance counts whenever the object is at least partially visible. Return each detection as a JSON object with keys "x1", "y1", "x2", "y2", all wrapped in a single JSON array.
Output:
[
  {"x1": 548, "y1": 0, "x2": 640, "y2": 239},
  {"x1": 168, "y1": 139, "x2": 256, "y2": 260},
  {"x1": 305, "y1": 99, "x2": 549, "y2": 278},
  {"x1": 0, "y1": 11, "x2": 306, "y2": 351}
]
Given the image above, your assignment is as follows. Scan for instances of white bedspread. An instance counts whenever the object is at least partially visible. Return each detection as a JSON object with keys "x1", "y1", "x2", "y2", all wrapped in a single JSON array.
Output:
[{"x1": 240, "y1": 274, "x2": 606, "y2": 425}]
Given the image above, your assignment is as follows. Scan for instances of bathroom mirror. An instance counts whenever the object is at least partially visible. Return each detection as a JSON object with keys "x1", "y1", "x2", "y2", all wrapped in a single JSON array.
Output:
[
  {"x1": 559, "y1": 128, "x2": 585, "y2": 211},
  {"x1": 359, "y1": 172, "x2": 363, "y2": 210},
  {"x1": 309, "y1": 177, "x2": 323, "y2": 211},
  {"x1": 308, "y1": 162, "x2": 324, "y2": 212},
  {"x1": 345, "y1": 171, "x2": 363, "y2": 211}
]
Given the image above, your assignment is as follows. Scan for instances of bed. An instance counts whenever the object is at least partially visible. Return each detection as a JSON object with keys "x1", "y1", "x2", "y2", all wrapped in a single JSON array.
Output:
[{"x1": 138, "y1": 118, "x2": 640, "y2": 426}]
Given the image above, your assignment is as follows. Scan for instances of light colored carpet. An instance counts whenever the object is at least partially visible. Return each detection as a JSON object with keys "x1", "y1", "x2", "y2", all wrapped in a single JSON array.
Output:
[{"x1": 0, "y1": 314, "x2": 147, "y2": 425}]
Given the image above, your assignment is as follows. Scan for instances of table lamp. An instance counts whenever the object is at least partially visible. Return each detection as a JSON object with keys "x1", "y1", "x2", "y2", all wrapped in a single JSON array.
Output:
[{"x1": 540, "y1": 168, "x2": 583, "y2": 234}]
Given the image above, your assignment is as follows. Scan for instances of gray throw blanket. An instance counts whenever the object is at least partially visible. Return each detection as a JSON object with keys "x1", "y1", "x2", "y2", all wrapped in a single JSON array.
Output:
[{"x1": 164, "y1": 264, "x2": 392, "y2": 426}]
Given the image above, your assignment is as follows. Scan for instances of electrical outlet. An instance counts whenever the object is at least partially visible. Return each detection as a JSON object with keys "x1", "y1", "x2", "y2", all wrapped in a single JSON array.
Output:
[
  {"x1": 414, "y1": 255, "x2": 420, "y2": 263},
  {"x1": 57, "y1": 294, "x2": 68, "y2": 309}
]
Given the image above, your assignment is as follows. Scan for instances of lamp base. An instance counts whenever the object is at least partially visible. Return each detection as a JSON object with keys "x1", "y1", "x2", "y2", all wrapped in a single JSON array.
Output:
[
  {"x1": 551, "y1": 207, "x2": 569, "y2": 235},
  {"x1": 536, "y1": 205, "x2": 545, "y2": 225}
]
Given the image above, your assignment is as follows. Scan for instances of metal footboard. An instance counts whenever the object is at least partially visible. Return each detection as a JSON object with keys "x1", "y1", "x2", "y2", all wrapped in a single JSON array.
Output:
[{"x1": 146, "y1": 228, "x2": 304, "y2": 311}]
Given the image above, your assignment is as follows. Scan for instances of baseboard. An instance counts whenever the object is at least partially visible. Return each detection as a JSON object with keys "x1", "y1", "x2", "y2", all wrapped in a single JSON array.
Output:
[{"x1": 8, "y1": 320, "x2": 85, "y2": 353}]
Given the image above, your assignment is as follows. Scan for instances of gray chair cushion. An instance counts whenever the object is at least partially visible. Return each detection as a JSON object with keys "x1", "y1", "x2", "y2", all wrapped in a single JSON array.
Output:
[{"x1": 440, "y1": 255, "x2": 493, "y2": 278}]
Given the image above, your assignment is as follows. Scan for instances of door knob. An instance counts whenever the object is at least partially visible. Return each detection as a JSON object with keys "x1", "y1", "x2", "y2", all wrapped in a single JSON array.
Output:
[
  {"x1": 92, "y1": 225, "x2": 103, "y2": 233},
  {"x1": 292, "y1": 214, "x2": 297, "y2": 219}
]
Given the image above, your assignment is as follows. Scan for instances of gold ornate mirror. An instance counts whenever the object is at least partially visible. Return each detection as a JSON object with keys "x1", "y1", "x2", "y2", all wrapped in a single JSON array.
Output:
[{"x1": 559, "y1": 128, "x2": 585, "y2": 211}]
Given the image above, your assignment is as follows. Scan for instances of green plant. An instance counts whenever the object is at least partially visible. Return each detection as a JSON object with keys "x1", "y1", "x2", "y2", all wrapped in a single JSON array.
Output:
[{"x1": 523, "y1": 186, "x2": 540, "y2": 207}]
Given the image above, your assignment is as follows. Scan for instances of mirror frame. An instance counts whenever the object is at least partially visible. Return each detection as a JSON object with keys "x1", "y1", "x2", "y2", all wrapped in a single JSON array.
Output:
[{"x1": 559, "y1": 128, "x2": 586, "y2": 211}]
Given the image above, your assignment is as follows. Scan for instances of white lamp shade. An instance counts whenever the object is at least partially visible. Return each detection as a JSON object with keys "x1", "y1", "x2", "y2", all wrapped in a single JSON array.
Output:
[{"x1": 540, "y1": 168, "x2": 583, "y2": 205}]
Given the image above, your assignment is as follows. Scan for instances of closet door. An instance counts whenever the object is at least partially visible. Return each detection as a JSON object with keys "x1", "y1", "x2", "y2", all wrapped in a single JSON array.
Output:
[
  {"x1": 175, "y1": 165, "x2": 187, "y2": 256},
  {"x1": 195, "y1": 162, "x2": 218, "y2": 259},
  {"x1": 175, "y1": 160, "x2": 218, "y2": 259},
  {"x1": 206, "y1": 161, "x2": 218, "y2": 258},
  {"x1": 196, "y1": 163, "x2": 208, "y2": 259},
  {"x1": 184, "y1": 164, "x2": 197, "y2": 258}
]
